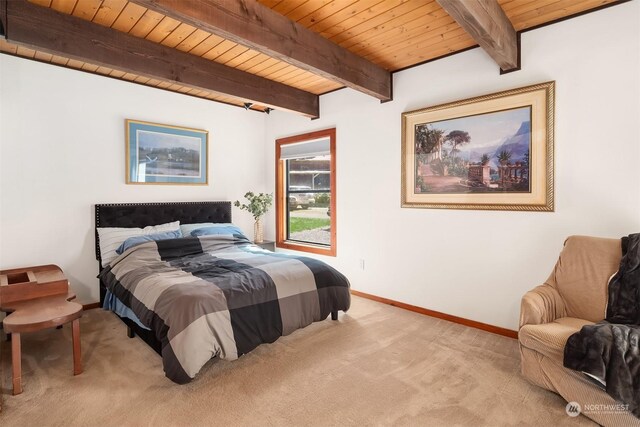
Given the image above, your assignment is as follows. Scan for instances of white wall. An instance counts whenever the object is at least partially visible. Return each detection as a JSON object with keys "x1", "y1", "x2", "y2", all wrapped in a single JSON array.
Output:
[
  {"x1": 0, "y1": 57, "x2": 267, "y2": 303},
  {"x1": 265, "y1": 2, "x2": 640, "y2": 329}
]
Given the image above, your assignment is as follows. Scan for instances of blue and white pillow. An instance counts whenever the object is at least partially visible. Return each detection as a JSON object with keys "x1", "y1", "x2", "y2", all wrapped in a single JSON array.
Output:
[
  {"x1": 191, "y1": 225, "x2": 248, "y2": 240},
  {"x1": 180, "y1": 222, "x2": 234, "y2": 236},
  {"x1": 116, "y1": 230, "x2": 183, "y2": 255}
]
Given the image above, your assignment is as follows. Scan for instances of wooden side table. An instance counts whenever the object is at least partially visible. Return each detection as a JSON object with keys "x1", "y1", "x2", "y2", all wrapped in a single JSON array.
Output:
[{"x1": 0, "y1": 265, "x2": 83, "y2": 395}]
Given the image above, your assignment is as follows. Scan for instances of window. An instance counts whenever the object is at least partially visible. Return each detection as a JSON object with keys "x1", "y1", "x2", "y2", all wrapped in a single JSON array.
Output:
[{"x1": 276, "y1": 128, "x2": 336, "y2": 256}]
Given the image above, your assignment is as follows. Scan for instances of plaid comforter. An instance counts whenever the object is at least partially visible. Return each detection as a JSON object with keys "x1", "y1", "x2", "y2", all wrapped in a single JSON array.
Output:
[{"x1": 99, "y1": 234, "x2": 351, "y2": 384}]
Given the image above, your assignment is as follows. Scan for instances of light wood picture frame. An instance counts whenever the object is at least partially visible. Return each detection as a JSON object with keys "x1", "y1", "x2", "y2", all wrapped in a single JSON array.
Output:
[{"x1": 401, "y1": 81, "x2": 554, "y2": 211}]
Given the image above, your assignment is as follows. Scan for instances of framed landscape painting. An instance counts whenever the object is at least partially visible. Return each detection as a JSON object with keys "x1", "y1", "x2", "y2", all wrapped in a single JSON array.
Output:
[
  {"x1": 126, "y1": 119, "x2": 208, "y2": 185},
  {"x1": 401, "y1": 81, "x2": 554, "y2": 211}
]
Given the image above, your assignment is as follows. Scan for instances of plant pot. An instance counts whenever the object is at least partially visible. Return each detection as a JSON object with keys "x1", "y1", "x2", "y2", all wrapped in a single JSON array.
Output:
[{"x1": 254, "y1": 218, "x2": 264, "y2": 243}]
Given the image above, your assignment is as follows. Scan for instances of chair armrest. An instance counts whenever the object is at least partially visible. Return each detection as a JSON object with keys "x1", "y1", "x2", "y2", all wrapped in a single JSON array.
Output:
[{"x1": 519, "y1": 284, "x2": 567, "y2": 328}]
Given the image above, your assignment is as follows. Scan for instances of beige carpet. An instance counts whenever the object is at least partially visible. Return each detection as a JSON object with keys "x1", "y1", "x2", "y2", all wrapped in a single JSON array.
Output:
[{"x1": 0, "y1": 296, "x2": 593, "y2": 426}]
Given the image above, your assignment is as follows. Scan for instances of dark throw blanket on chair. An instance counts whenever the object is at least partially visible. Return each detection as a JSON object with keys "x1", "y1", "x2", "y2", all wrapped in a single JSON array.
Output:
[{"x1": 564, "y1": 233, "x2": 640, "y2": 417}]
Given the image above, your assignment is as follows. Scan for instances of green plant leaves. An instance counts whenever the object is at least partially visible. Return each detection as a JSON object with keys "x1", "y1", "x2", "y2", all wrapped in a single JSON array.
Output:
[{"x1": 234, "y1": 192, "x2": 273, "y2": 220}]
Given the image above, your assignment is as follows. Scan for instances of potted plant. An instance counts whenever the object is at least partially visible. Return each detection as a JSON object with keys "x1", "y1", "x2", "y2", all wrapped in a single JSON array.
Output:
[{"x1": 234, "y1": 192, "x2": 273, "y2": 243}]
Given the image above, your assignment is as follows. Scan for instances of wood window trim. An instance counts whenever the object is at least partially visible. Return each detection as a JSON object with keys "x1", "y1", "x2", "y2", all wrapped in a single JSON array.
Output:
[{"x1": 276, "y1": 128, "x2": 337, "y2": 257}]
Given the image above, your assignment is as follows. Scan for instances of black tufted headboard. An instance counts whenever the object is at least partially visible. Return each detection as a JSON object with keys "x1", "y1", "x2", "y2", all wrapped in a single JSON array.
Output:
[{"x1": 94, "y1": 201, "x2": 232, "y2": 263}]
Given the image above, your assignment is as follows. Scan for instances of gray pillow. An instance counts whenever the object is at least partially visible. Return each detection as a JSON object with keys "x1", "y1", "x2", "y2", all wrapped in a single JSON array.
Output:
[{"x1": 97, "y1": 221, "x2": 180, "y2": 267}]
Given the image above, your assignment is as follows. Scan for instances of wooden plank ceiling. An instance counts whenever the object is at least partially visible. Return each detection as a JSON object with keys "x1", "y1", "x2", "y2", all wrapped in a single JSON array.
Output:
[{"x1": 0, "y1": 0, "x2": 619, "y2": 114}]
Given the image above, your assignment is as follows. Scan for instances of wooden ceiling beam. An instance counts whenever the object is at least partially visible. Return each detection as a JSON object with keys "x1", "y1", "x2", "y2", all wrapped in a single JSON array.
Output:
[
  {"x1": 130, "y1": 0, "x2": 392, "y2": 101},
  {"x1": 436, "y1": 0, "x2": 519, "y2": 72},
  {"x1": 0, "y1": 0, "x2": 319, "y2": 117}
]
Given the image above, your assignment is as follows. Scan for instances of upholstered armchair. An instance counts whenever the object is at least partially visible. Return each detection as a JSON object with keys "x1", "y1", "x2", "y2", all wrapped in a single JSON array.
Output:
[{"x1": 519, "y1": 236, "x2": 640, "y2": 426}]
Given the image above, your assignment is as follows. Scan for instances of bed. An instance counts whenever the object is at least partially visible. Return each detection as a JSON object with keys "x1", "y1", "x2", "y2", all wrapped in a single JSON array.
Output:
[{"x1": 95, "y1": 201, "x2": 350, "y2": 383}]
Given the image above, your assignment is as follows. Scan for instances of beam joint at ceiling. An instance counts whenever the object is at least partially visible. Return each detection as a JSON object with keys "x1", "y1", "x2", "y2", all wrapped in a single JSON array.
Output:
[
  {"x1": 131, "y1": 0, "x2": 392, "y2": 101},
  {"x1": 3, "y1": 0, "x2": 319, "y2": 117},
  {"x1": 436, "y1": 0, "x2": 519, "y2": 72}
]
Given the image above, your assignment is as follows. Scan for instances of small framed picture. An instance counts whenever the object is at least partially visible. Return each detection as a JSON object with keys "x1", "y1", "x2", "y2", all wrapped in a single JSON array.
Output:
[{"x1": 126, "y1": 119, "x2": 208, "y2": 185}]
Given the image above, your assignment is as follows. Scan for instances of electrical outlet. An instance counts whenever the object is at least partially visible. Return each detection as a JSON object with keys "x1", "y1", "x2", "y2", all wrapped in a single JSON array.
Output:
[{"x1": 359, "y1": 259, "x2": 365, "y2": 270}]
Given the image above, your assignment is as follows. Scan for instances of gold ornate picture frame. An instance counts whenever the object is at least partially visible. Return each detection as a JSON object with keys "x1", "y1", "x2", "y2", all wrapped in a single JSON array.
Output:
[{"x1": 401, "y1": 81, "x2": 555, "y2": 211}]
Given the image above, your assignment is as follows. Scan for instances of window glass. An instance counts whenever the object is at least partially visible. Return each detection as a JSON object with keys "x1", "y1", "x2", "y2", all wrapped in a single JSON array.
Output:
[{"x1": 286, "y1": 155, "x2": 331, "y2": 246}]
